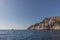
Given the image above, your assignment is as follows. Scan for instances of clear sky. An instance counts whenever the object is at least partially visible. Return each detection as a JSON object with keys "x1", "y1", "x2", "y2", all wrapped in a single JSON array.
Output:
[{"x1": 0, "y1": 0, "x2": 60, "y2": 29}]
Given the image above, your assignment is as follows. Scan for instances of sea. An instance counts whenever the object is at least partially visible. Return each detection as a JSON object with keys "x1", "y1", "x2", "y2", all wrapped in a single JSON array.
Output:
[{"x1": 0, "y1": 30, "x2": 60, "y2": 40}]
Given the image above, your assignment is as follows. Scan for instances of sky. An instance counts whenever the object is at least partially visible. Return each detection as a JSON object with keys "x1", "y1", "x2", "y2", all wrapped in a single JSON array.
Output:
[{"x1": 0, "y1": 0, "x2": 60, "y2": 29}]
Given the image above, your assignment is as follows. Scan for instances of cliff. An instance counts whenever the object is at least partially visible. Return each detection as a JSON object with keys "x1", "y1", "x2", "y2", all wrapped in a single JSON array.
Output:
[{"x1": 28, "y1": 16, "x2": 60, "y2": 30}]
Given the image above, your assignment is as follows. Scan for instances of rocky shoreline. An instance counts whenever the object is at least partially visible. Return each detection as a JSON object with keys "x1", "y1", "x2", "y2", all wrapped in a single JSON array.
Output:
[{"x1": 28, "y1": 16, "x2": 60, "y2": 30}]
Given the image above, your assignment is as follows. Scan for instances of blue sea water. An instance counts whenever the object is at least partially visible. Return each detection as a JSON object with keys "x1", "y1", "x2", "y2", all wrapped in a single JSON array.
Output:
[{"x1": 0, "y1": 30, "x2": 60, "y2": 40}]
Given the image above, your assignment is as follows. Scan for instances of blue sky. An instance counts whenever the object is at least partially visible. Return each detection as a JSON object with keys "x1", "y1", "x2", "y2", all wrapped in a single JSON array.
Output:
[{"x1": 0, "y1": 0, "x2": 60, "y2": 29}]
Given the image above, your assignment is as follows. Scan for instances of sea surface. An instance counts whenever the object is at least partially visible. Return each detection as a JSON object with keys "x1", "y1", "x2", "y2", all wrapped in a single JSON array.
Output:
[{"x1": 0, "y1": 30, "x2": 60, "y2": 40}]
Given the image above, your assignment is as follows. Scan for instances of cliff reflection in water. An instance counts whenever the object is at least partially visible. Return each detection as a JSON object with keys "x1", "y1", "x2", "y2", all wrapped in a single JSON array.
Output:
[{"x1": 0, "y1": 30, "x2": 59, "y2": 40}]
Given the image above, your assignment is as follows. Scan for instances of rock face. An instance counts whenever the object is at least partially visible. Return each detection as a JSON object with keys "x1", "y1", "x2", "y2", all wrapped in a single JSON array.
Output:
[{"x1": 28, "y1": 16, "x2": 60, "y2": 30}]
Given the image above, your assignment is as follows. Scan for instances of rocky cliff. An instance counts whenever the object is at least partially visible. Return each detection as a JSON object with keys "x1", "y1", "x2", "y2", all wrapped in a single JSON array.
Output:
[{"x1": 28, "y1": 16, "x2": 60, "y2": 30}]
